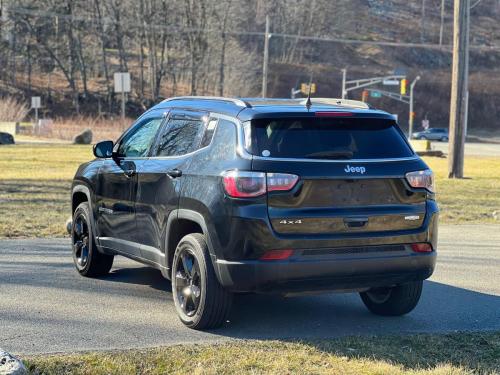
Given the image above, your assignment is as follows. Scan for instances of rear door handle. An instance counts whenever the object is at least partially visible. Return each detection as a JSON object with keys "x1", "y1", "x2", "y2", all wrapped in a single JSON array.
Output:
[{"x1": 167, "y1": 169, "x2": 182, "y2": 178}]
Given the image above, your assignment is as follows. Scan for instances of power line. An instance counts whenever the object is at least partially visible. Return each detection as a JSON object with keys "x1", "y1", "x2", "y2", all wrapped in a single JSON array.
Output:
[{"x1": 6, "y1": 6, "x2": 500, "y2": 52}]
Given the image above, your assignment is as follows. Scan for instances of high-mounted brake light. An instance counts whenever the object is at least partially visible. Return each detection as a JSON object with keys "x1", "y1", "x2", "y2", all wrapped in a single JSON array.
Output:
[
  {"x1": 405, "y1": 169, "x2": 435, "y2": 193},
  {"x1": 260, "y1": 249, "x2": 294, "y2": 260},
  {"x1": 411, "y1": 243, "x2": 433, "y2": 252},
  {"x1": 222, "y1": 171, "x2": 299, "y2": 198},
  {"x1": 315, "y1": 111, "x2": 353, "y2": 117}
]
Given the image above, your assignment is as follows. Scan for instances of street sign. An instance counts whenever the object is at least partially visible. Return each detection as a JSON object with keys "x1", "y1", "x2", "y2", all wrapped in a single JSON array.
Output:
[
  {"x1": 114, "y1": 72, "x2": 131, "y2": 93},
  {"x1": 370, "y1": 90, "x2": 382, "y2": 98},
  {"x1": 114, "y1": 73, "x2": 131, "y2": 120},
  {"x1": 382, "y1": 79, "x2": 399, "y2": 86},
  {"x1": 394, "y1": 68, "x2": 407, "y2": 76},
  {"x1": 31, "y1": 97, "x2": 41, "y2": 109}
]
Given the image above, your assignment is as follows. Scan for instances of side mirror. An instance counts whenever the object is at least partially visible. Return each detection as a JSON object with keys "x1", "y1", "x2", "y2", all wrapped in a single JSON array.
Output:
[{"x1": 93, "y1": 140, "x2": 114, "y2": 158}]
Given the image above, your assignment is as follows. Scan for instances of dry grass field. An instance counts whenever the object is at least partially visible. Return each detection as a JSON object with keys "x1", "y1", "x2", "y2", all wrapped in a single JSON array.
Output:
[
  {"x1": 0, "y1": 144, "x2": 499, "y2": 238},
  {"x1": 0, "y1": 144, "x2": 92, "y2": 237},
  {"x1": 24, "y1": 332, "x2": 500, "y2": 375}
]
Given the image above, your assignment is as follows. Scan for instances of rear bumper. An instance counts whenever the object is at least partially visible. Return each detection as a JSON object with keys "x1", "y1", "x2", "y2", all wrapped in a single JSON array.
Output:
[
  {"x1": 210, "y1": 200, "x2": 438, "y2": 293},
  {"x1": 215, "y1": 248, "x2": 436, "y2": 293}
]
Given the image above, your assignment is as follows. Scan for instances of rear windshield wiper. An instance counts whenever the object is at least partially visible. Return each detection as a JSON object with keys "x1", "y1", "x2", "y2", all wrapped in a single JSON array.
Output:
[{"x1": 304, "y1": 150, "x2": 354, "y2": 160}]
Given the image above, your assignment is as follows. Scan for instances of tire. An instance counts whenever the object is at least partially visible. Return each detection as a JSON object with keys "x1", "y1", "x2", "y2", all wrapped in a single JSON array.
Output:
[
  {"x1": 72, "y1": 202, "x2": 114, "y2": 277},
  {"x1": 418, "y1": 136, "x2": 426, "y2": 140},
  {"x1": 441, "y1": 136, "x2": 448, "y2": 142},
  {"x1": 171, "y1": 233, "x2": 232, "y2": 330},
  {"x1": 360, "y1": 280, "x2": 423, "y2": 316}
]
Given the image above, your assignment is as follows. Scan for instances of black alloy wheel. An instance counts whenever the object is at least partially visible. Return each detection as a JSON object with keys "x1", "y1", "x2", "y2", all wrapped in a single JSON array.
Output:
[
  {"x1": 174, "y1": 249, "x2": 202, "y2": 317},
  {"x1": 73, "y1": 213, "x2": 90, "y2": 270},
  {"x1": 71, "y1": 202, "x2": 114, "y2": 277},
  {"x1": 171, "y1": 233, "x2": 232, "y2": 329}
]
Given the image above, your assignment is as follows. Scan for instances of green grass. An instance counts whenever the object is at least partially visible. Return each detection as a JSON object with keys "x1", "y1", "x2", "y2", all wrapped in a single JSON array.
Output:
[
  {"x1": 0, "y1": 144, "x2": 499, "y2": 238},
  {"x1": 23, "y1": 332, "x2": 500, "y2": 374}
]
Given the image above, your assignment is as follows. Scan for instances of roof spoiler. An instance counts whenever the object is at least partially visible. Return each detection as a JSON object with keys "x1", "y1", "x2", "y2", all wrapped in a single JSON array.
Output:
[{"x1": 298, "y1": 98, "x2": 370, "y2": 109}]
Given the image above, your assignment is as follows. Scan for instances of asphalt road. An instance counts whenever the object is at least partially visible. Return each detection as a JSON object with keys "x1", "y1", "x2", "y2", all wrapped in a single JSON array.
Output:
[
  {"x1": 431, "y1": 141, "x2": 500, "y2": 157},
  {"x1": 1, "y1": 224, "x2": 499, "y2": 355}
]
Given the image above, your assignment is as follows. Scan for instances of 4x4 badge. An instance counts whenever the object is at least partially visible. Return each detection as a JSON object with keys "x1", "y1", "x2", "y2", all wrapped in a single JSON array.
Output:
[
  {"x1": 344, "y1": 165, "x2": 366, "y2": 174},
  {"x1": 279, "y1": 220, "x2": 303, "y2": 225}
]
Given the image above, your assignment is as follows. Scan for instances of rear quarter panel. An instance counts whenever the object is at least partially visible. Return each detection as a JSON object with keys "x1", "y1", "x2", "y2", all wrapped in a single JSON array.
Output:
[{"x1": 180, "y1": 118, "x2": 254, "y2": 259}]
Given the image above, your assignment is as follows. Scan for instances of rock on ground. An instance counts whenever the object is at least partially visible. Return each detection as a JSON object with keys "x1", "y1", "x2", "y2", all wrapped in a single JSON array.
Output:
[
  {"x1": 73, "y1": 129, "x2": 93, "y2": 144},
  {"x1": 0, "y1": 349, "x2": 26, "y2": 375},
  {"x1": 66, "y1": 216, "x2": 72, "y2": 235}
]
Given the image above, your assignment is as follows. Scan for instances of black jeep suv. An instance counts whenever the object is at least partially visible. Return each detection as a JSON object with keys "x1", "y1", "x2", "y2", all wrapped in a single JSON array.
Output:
[{"x1": 71, "y1": 96, "x2": 438, "y2": 329}]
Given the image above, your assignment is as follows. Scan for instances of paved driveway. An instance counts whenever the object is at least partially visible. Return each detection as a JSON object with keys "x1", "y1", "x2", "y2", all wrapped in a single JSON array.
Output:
[
  {"x1": 1, "y1": 224, "x2": 499, "y2": 355},
  {"x1": 432, "y1": 141, "x2": 500, "y2": 157}
]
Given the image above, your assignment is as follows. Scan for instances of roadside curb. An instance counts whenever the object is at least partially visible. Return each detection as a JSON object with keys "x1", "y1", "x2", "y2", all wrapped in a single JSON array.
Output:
[{"x1": 0, "y1": 349, "x2": 26, "y2": 375}]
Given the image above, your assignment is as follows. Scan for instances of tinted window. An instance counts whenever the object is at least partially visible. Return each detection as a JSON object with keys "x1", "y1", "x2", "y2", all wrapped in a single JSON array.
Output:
[
  {"x1": 156, "y1": 117, "x2": 205, "y2": 157},
  {"x1": 118, "y1": 118, "x2": 163, "y2": 157},
  {"x1": 248, "y1": 117, "x2": 413, "y2": 159}
]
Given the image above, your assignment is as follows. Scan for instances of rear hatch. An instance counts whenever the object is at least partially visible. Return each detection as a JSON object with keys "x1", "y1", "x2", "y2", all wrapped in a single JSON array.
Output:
[{"x1": 247, "y1": 114, "x2": 428, "y2": 235}]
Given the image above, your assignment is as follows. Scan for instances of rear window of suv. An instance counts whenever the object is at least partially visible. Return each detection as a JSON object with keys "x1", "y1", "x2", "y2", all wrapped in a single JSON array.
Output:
[{"x1": 246, "y1": 117, "x2": 413, "y2": 160}]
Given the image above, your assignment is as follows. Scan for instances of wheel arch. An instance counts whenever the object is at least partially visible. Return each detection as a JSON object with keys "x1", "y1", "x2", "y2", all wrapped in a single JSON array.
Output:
[
  {"x1": 164, "y1": 209, "x2": 217, "y2": 279},
  {"x1": 72, "y1": 184, "x2": 98, "y2": 239}
]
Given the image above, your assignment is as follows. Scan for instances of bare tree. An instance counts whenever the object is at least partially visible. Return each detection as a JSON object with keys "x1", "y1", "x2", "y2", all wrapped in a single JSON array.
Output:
[{"x1": 183, "y1": 0, "x2": 209, "y2": 95}]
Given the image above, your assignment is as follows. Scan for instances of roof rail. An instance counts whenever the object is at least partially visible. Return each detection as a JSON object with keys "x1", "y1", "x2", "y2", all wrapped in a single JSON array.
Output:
[
  {"x1": 298, "y1": 98, "x2": 369, "y2": 109},
  {"x1": 162, "y1": 96, "x2": 251, "y2": 108}
]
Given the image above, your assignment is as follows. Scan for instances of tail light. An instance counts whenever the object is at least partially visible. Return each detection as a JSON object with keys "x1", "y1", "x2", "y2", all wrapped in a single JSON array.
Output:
[
  {"x1": 411, "y1": 243, "x2": 433, "y2": 252},
  {"x1": 267, "y1": 173, "x2": 299, "y2": 192},
  {"x1": 222, "y1": 171, "x2": 266, "y2": 198},
  {"x1": 405, "y1": 169, "x2": 435, "y2": 192},
  {"x1": 222, "y1": 171, "x2": 299, "y2": 198},
  {"x1": 260, "y1": 249, "x2": 294, "y2": 260}
]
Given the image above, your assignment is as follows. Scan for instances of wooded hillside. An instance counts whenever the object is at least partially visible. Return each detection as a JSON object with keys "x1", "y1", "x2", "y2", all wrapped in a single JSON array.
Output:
[{"x1": 1, "y1": 0, "x2": 499, "y2": 131}]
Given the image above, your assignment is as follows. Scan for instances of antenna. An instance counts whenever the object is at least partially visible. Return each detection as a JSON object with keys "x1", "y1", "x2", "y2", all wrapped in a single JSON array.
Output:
[
  {"x1": 305, "y1": 87, "x2": 312, "y2": 110},
  {"x1": 305, "y1": 72, "x2": 313, "y2": 111}
]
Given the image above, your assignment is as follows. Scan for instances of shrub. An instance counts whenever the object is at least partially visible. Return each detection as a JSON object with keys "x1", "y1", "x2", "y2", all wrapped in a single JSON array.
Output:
[{"x1": 0, "y1": 96, "x2": 29, "y2": 122}]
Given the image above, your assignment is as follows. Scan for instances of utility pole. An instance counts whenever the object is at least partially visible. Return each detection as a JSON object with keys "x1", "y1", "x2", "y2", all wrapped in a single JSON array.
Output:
[
  {"x1": 261, "y1": 15, "x2": 270, "y2": 98},
  {"x1": 421, "y1": 0, "x2": 427, "y2": 43},
  {"x1": 408, "y1": 76, "x2": 421, "y2": 139},
  {"x1": 341, "y1": 69, "x2": 347, "y2": 99},
  {"x1": 448, "y1": 0, "x2": 469, "y2": 178}
]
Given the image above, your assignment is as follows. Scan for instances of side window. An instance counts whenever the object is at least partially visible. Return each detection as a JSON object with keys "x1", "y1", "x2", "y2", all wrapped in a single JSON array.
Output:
[
  {"x1": 156, "y1": 117, "x2": 205, "y2": 157},
  {"x1": 118, "y1": 118, "x2": 163, "y2": 157},
  {"x1": 200, "y1": 119, "x2": 218, "y2": 148}
]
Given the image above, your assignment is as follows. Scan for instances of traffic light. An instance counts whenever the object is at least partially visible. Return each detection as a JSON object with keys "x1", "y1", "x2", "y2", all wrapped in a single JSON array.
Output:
[
  {"x1": 300, "y1": 83, "x2": 316, "y2": 95},
  {"x1": 400, "y1": 79, "x2": 407, "y2": 95},
  {"x1": 361, "y1": 90, "x2": 368, "y2": 102}
]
